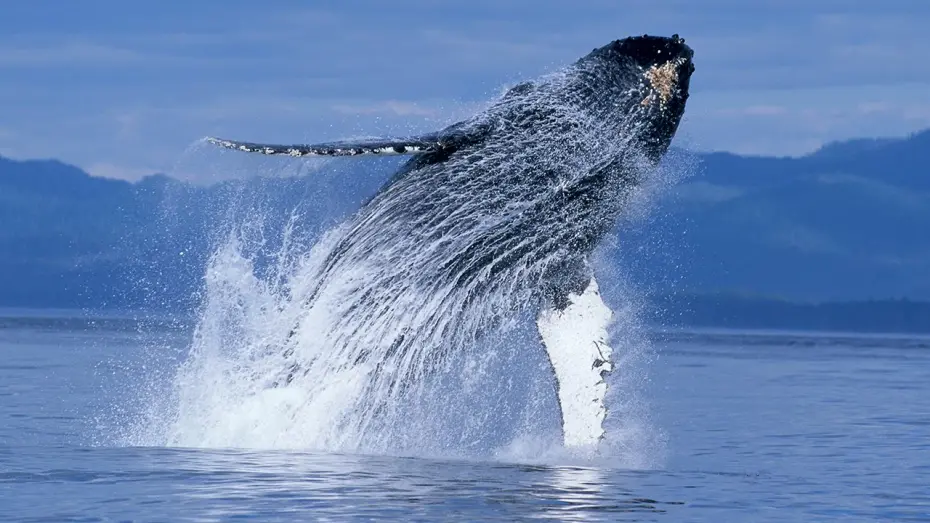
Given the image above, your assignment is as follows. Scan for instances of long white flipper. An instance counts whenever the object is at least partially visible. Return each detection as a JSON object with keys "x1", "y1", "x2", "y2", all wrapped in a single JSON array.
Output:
[{"x1": 536, "y1": 277, "x2": 613, "y2": 449}]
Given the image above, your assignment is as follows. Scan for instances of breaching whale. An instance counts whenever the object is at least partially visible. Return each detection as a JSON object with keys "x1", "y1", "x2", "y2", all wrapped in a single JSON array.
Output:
[{"x1": 207, "y1": 34, "x2": 694, "y2": 450}]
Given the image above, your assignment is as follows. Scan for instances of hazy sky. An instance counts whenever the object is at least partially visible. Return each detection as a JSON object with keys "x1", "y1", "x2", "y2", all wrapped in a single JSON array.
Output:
[{"x1": 1, "y1": 0, "x2": 929, "y2": 181}]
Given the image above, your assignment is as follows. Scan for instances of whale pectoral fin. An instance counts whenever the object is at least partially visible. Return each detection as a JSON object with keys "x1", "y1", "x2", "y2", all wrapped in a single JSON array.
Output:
[
  {"x1": 206, "y1": 135, "x2": 444, "y2": 157},
  {"x1": 536, "y1": 277, "x2": 613, "y2": 449}
]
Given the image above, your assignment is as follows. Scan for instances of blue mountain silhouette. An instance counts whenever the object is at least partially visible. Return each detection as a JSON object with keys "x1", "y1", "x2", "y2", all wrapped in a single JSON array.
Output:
[{"x1": 1, "y1": 131, "x2": 928, "y2": 330}]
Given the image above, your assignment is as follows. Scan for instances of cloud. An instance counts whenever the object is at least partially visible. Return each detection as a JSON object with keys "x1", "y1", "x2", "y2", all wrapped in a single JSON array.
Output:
[
  {"x1": 0, "y1": 127, "x2": 14, "y2": 157},
  {"x1": 84, "y1": 162, "x2": 159, "y2": 181},
  {"x1": 419, "y1": 29, "x2": 564, "y2": 67},
  {"x1": 856, "y1": 101, "x2": 892, "y2": 115},
  {"x1": 0, "y1": 37, "x2": 248, "y2": 70},
  {"x1": 714, "y1": 105, "x2": 788, "y2": 118},
  {"x1": 330, "y1": 100, "x2": 439, "y2": 117},
  {"x1": 0, "y1": 42, "x2": 143, "y2": 67}
]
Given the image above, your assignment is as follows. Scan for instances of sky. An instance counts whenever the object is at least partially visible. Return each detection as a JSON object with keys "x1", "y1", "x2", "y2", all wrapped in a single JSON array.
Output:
[{"x1": 1, "y1": 0, "x2": 929, "y2": 182}]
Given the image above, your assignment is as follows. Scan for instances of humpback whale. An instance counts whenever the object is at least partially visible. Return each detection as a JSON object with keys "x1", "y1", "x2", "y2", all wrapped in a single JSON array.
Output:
[{"x1": 207, "y1": 34, "x2": 694, "y2": 450}]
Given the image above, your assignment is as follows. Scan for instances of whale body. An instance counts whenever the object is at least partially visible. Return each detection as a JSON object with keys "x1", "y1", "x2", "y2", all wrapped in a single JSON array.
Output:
[{"x1": 208, "y1": 34, "x2": 694, "y2": 449}]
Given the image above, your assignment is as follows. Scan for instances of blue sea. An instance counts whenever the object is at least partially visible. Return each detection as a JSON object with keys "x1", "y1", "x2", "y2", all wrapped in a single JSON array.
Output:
[{"x1": 1, "y1": 309, "x2": 928, "y2": 521}]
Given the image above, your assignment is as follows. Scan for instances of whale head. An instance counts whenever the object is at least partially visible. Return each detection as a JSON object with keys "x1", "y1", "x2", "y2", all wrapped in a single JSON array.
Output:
[{"x1": 576, "y1": 34, "x2": 694, "y2": 163}]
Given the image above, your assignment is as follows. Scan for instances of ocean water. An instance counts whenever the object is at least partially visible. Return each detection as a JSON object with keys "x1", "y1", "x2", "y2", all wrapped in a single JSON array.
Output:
[{"x1": 1, "y1": 311, "x2": 929, "y2": 521}]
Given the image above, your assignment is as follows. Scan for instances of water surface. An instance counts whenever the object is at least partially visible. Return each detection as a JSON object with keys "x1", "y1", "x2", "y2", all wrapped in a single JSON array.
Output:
[{"x1": 1, "y1": 314, "x2": 928, "y2": 521}]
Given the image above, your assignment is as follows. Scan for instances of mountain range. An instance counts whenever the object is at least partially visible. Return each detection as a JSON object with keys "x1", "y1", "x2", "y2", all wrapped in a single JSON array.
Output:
[
  {"x1": 1, "y1": 130, "x2": 929, "y2": 330},
  {"x1": 624, "y1": 129, "x2": 930, "y2": 301}
]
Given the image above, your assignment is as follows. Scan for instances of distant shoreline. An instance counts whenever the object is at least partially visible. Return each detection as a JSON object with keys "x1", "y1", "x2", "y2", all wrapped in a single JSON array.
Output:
[
  {"x1": 3, "y1": 295, "x2": 930, "y2": 336},
  {"x1": 650, "y1": 294, "x2": 930, "y2": 335}
]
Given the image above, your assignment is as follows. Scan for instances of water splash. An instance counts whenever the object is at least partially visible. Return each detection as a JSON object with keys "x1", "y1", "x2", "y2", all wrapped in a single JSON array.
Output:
[
  {"x1": 122, "y1": 53, "x2": 695, "y2": 467},
  {"x1": 122, "y1": 166, "x2": 686, "y2": 467},
  {"x1": 139, "y1": 223, "x2": 563, "y2": 456}
]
